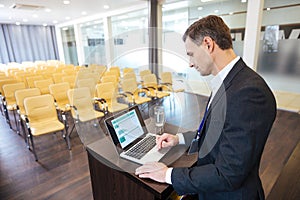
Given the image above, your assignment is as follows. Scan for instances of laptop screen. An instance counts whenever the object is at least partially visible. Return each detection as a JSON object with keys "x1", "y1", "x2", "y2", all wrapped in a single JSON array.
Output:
[{"x1": 110, "y1": 108, "x2": 144, "y2": 149}]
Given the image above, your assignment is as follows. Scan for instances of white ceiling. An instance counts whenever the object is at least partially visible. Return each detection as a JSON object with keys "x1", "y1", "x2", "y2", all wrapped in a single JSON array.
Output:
[
  {"x1": 0, "y1": 0, "x2": 148, "y2": 26},
  {"x1": 0, "y1": 0, "x2": 234, "y2": 26}
]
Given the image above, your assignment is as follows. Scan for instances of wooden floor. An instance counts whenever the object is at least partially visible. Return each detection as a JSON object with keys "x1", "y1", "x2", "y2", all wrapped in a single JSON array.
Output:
[{"x1": 0, "y1": 92, "x2": 299, "y2": 200}]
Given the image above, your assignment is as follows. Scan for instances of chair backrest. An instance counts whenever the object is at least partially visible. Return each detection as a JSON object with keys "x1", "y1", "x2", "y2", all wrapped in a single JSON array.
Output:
[
  {"x1": 142, "y1": 74, "x2": 157, "y2": 87},
  {"x1": 76, "y1": 78, "x2": 96, "y2": 97},
  {"x1": 34, "y1": 79, "x2": 54, "y2": 94},
  {"x1": 15, "y1": 88, "x2": 41, "y2": 115},
  {"x1": 67, "y1": 87, "x2": 95, "y2": 118},
  {"x1": 2, "y1": 82, "x2": 26, "y2": 105},
  {"x1": 0, "y1": 79, "x2": 18, "y2": 96},
  {"x1": 101, "y1": 75, "x2": 118, "y2": 88},
  {"x1": 49, "y1": 82, "x2": 70, "y2": 104},
  {"x1": 123, "y1": 72, "x2": 137, "y2": 81},
  {"x1": 104, "y1": 70, "x2": 119, "y2": 78},
  {"x1": 161, "y1": 72, "x2": 173, "y2": 84},
  {"x1": 123, "y1": 68, "x2": 134, "y2": 75},
  {"x1": 122, "y1": 78, "x2": 137, "y2": 94},
  {"x1": 26, "y1": 75, "x2": 43, "y2": 88},
  {"x1": 24, "y1": 94, "x2": 58, "y2": 123},
  {"x1": 26, "y1": 75, "x2": 44, "y2": 88},
  {"x1": 109, "y1": 66, "x2": 120, "y2": 76},
  {"x1": 52, "y1": 73, "x2": 64, "y2": 83},
  {"x1": 96, "y1": 82, "x2": 116, "y2": 102},
  {"x1": 62, "y1": 75, "x2": 76, "y2": 88},
  {"x1": 139, "y1": 69, "x2": 151, "y2": 78}
]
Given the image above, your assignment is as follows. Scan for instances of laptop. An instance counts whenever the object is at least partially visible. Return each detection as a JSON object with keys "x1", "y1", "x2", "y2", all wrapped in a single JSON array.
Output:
[{"x1": 104, "y1": 105, "x2": 171, "y2": 165}]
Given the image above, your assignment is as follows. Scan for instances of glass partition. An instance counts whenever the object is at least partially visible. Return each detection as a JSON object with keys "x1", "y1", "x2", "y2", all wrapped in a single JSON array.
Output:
[
  {"x1": 110, "y1": 9, "x2": 148, "y2": 72},
  {"x1": 60, "y1": 26, "x2": 78, "y2": 65},
  {"x1": 161, "y1": 0, "x2": 248, "y2": 95},
  {"x1": 257, "y1": 0, "x2": 300, "y2": 93},
  {"x1": 79, "y1": 20, "x2": 106, "y2": 65}
]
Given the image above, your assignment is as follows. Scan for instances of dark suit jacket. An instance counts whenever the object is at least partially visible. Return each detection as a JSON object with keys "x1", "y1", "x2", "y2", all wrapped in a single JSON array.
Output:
[{"x1": 171, "y1": 58, "x2": 277, "y2": 200}]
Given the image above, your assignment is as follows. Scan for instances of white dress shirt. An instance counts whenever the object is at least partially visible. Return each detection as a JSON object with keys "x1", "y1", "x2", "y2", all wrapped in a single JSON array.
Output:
[{"x1": 165, "y1": 56, "x2": 240, "y2": 184}]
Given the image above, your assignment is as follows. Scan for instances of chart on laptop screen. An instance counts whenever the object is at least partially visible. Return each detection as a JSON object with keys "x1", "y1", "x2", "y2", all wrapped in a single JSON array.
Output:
[{"x1": 111, "y1": 109, "x2": 144, "y2": 148}]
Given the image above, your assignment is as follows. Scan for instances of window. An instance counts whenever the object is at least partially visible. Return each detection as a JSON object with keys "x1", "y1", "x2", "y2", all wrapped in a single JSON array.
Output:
[
  {"x1": 61, "y1": 26, "x2": 78, "y2": 65},
  {"x1": 80, "y1": 20, "x2": 106, "y2": 65}
]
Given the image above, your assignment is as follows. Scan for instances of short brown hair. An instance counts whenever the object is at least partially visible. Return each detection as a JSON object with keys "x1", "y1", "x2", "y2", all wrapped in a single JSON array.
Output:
[{"x1": 182, "y1": 15, "x2": 232, "y2": 50}]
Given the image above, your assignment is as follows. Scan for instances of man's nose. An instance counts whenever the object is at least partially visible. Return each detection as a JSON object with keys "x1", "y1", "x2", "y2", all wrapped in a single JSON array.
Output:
[{"x1": 189, "y1": 63, "x2": 194, "y2": 68}]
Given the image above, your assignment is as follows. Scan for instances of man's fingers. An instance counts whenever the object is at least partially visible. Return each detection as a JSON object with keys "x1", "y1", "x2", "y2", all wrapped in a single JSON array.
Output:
[
  {"x1": 138, "y1": 173, "x2": 151, "y2": 179},
  {"x1": 135, "y1": 162, "x2": 165, "y2": 175}
]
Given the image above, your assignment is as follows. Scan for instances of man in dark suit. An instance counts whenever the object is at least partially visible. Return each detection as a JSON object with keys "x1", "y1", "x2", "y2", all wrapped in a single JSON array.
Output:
[{"x1": 135, "y1": 15, "x2": 277, "y2": 200}]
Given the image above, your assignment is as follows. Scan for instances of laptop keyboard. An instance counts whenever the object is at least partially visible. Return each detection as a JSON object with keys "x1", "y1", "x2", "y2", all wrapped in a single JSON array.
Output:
[{"x1": 125, "y1": 135, "x2": 156, "y2": 160}]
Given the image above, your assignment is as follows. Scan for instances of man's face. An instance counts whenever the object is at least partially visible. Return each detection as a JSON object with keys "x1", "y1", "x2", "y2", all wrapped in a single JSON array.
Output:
[{"x1": 185, "y1": 36, "x2": 214, "y2": 76}]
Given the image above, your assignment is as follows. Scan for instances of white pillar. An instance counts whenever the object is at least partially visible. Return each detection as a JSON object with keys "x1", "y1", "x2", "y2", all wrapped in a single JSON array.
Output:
[
  {"x1": 243, "y1": 0, "x2": 264, "y2": 70},
  {"x1": 55, "y1": 26, "x2": 65, "y2": 63},
  {"x1": 103, "y1": 17, "x2": 113, "y2": 68},
  {"x1": 74, "y1": 24, "x2": 84, "y2": 66}
]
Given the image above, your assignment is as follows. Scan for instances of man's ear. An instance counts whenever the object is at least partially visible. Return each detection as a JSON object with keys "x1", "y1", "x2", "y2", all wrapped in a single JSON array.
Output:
[{"x1": 203, "y1": 36, "x2": 213, "y2": 52}]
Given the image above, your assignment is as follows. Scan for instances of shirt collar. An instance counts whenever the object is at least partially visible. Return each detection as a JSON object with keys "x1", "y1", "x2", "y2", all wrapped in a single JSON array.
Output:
[{"x1": 209, "y1": 56, "x2": 240, "y2": 97}]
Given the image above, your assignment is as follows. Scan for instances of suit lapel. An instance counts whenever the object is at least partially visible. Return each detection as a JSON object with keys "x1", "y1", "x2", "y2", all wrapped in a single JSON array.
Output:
[{"x1": 198, "y1": 58, "x2": 246, "y2": 158}]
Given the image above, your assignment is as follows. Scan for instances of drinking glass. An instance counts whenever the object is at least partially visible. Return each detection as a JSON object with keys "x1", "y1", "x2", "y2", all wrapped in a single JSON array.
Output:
[{"x1": 154, "y1": 106, "x2": 165, "y2": 135}]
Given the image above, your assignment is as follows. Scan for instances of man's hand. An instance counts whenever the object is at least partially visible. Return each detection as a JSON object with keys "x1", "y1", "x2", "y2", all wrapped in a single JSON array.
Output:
[
  {"x1": 135, "y1": 162, "x2": 168, "y2": 183},
  {"x1": 156, "y1": 133, "x2": 179, "y2": 150}
]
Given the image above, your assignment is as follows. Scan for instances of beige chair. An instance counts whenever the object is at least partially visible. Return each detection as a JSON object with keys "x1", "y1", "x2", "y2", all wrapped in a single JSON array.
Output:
[
  {"x1": 2, "y1": 82, "x2": 26, "y2": 131},
  {"x1": 15, "y1": 88, "x2": 41, "y2": 143},
  {"x1": 95, "y1": 82, "x2": 128, "y2": 113},
  {"x1": 160, "y1": 72, "x2": 184, "y2": 93},
  {"x1": 49, "y1": 82, "x2": 71, "y2": 130},
  {"x1": 49, "y1": 82, "x2": 70, "y2": 113},
  {"x1": 26, "y1": 75, "x2": 43, "y2": 88},
  {"x1": 139, "y1": 69, "x2": 151, "y2": 85},
  {"x1": 0, "y1": 79, "x2": 18, "y2": 115},
  {"x1": 24, "y1": 94, "x2": 69, "y2": 161},
  {"x1": 101, "y1": 75, "x2": 119, "y2": 88},
  {"x1": 62, "y1": 75, "x2": 76, "y2": 89},
  {"x1": 34, "y1": 79, "x2": 54, "y2": 94},
  {"x1": 67, "y1": 87, "x2": 104, "y2": 123},
  {"x1": 121, "y1": 78, "x2": 151, "y2": 105},
  {"x1": 142, "y1": 74, "x2": 170, "y2": 99},
  {"x1": 123, "y1": 68, "x2": 134, "y2": 76},
  {"x1": 76, "y1": 78, "x2": 97, "y2": 97}
]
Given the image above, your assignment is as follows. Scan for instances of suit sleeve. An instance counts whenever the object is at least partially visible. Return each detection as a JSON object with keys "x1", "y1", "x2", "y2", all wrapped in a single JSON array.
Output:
[{"x1": 171, "y1": 84, "x2": 276, "y2": 194}]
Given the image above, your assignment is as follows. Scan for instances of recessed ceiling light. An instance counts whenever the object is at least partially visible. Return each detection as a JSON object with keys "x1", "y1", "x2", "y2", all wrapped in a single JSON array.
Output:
[
  {"x1": 241, "y1": 0, "x2": 247, "y2": 3},
  {"x1": 197, "y1": 7, "x2": 203, "y2": 11},
  {"x1": 103, "y1": 5, "x2": 109, "y2": 9},
  {"x1": 23, "y1": 19, "x2": 28, "y2": 22},
  {"x1": 214, "y1": 10, "x2": 219, "y2": 13},
  {"x1": 45, "y1": 8, "x2": 51, "y2": 12},
  {"x1": 63, "y1": 1, "x2": 71, "y2": 5},
  {"x1": 53, "y1": 20, "x2": 58, "y2": 24},
  {"x1": 62, "y1": 27, "x2": 69, "y2": 31},
  {"x1": 8, "y1": 16, "x2": 12, "y2": 20},
  {"x1": 43, "y1": 23, "x2": 47, "y2": 27},
  {"x1": 0, "y1": 4, "x2": 5, "y2": 8},
  {"x1": 81, "y1": 11, "x2": 87, "y2": 15},
  {"x1": 16, "y1": 22, "x2": 21, "y2": 26},
  {"x1": 65, "y1": 16, "x2": 71, "y2": 20},
  {"x1": 266, "y1": 7, "x2": 271, "y2": 11},
  {"x1": 32, "y1": 14, "x2": 38, "y2": 18},
  {"x1": 229, "y1": 12, "x2": 234, "y2": 15}
]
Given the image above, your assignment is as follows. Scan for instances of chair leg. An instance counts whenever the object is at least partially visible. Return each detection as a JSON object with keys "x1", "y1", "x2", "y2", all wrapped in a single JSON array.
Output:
[
  {"x1": 12, "y1": 109, "x2": 18, "y2": 133},
  {"x1": 20, "y1": 118, "x2": 27, "y2": 144},
  {"x1": 3, "y1": 104, "x2": 12, "y2": 129},
  {"x1": 63, "y1": 129, "x2": 71, "y2": 150},
  {"x1": 27, "y1": 130, "x2": 38, "y2": 161}
]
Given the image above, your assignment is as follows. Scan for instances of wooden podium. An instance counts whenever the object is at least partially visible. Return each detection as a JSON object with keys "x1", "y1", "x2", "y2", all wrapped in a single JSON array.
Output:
[{"x1": 86, "y1": 123, "x2": 197, "y2": 200}]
